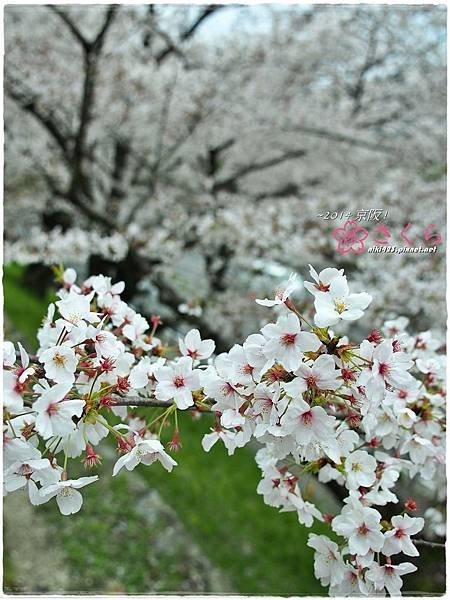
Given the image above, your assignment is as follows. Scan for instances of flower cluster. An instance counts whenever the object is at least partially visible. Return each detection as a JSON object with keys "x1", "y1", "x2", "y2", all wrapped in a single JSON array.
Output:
[
  {"x1": 199, "y1": 265, "x2": 445, "y2": 596},
  {"x1": 3, "y1": 267, "x2": 214, "y2": 514},
  {"x1": 3, "y1": 265, "x2": 445, "y2": 596}
]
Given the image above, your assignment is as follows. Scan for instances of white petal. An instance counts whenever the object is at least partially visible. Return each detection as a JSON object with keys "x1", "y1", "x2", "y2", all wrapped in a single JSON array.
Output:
[{"x1": 56, "y1": 488, "x2": 83, "y2": 515}]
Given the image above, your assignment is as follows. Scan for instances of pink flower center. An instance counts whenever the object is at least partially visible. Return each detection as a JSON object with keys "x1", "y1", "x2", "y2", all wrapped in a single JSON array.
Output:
[
  {"x1": 260, "y1": 398, "x2": 273, "y2": 413},
  {"x1": 173, "y1": 376, "x2": 185, "y2": 388},
  {"x1": 378, "y1": 362, "x2": 390, "y2": 377},
  {"x1": 46, "y1": 402, "x2": 59, "y2": 416},
  {"x1": 305, "y1": 375, "x2": 317, "y2": 388},
  {"x1": 221, "y1": 382, "x2": 235, "y2": 396},
  {"x1": 301, "y1": 410, "x2": 313, "y2": 425},
  {"x1": 14, "y1": 380, "x2": 26, "y2": 394},
  {"x1": 18, "y1": 464, "x2": 33, "y2": 478},
  {"x1": 327, "y1": 550, "x2": 336, "y2": 562},
  {"x1": 187, "y1": 349, "x2": 199, "y2": 359},
  {"x1": 281, "y1": 333, "x2": 297, "y2": 346},
  {"x1": 358, "y1": 523, "x2": 369, "y2": 535},
  {"x1": 394, "y1": 527, "x2": 406, "y2": 538}
]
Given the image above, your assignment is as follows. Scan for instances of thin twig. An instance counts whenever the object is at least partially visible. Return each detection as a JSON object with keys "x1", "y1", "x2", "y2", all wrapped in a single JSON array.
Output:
[
  {"x1": 112, "y1": 396, "x2": 212, "y2": 412},
  {"x1": 414, "y1": 538, "x2": 445, "y2": 549}
]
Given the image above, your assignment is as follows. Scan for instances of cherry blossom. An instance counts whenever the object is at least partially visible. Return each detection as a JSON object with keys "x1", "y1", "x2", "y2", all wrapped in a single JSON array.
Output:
[
  {"x1": 280, "y1": 399, "x2": 340, "y2": 462},
  {"x1": 179, "y1": 329, "x2": 215, "y2": 361},
  {"x1": 4, "y1": 455, "x2": 59, "y2": 504},
  {"x1": 33, "y1": 382, "x2": 85, "y2": 439},
  {"x1": 56, "y1": 289, "x2": 99, "y2": 329},
  {"x1": 39, "y1": 475, "x2": 99, "y2": 515},
  {"x1": 304, "y1": 265, "x2": 344, "y2": 296},
  {"x1": 3, "y1": 341, "x2": 16, "y2": 367},
  {"x1": 283, "y1": 354, "x2": 341, "y2": 396},
  {"x1": 255, "y1": 272, "x2": 299, "y2": 307},
  {"x1": 262, "y1": 313, "x2": 321, "y2": 372},
  {"x1": 332, "y1": 504, "x2": 385, "y2": 555},
  {"x1": 129, "y1": 356, "x2": 165, "y2": 390},
  {"x1": 344, "y1": 450, "x2": 377, "y2": 490},
  {"x1": 201, "y1": 427, "x2": 238, "y2": 455},
  {"x1": 122, "y1": 313, "x2": 150, "y2": 345},
  {"x1": 382, "y1": 514, "x2": 424, "y2": 557},
  {"x1": 155, "y1": 356, "x2": 200, "y2": 409},
  {"x1": 313, "y1": 276, "x2": 372, "y2": 327},
  {"x1": 366, "y1": 562, "x2": 417, "y2": 596},
  {"x1": 307, "y1": 534, "x2": 346, "y2": 588},
  {"x1": 39, "y1": 344, "x2": 77, "y2": 384},
  {"x1": 112, "y1": 437, "x2": 177, "y2": 475},
  {"x1": 4, "y1": 370, "x2": 26, "y2": 413}
]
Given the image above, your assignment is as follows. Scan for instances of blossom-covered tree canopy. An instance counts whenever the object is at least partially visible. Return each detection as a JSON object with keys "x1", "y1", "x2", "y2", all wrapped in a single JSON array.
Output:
[{"x1": 4, "y1": 5, "x2": 446, "y2": 351}]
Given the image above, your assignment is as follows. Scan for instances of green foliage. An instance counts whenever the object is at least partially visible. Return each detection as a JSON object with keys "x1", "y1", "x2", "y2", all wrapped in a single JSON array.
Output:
[{"x1": 3, "y1": 263, "x2": 55, "y2": 348}]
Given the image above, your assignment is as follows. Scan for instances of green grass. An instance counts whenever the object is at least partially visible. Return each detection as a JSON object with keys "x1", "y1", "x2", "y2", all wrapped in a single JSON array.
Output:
[
  {"x1": 137, "y1": 413, "x2": 328, "y2": 594},
  {"x1": 33, "y1": 412, "x2": 328, "y2": 594},
  {"x1": 36, "y1": 461, "x2": 204, "y2": 594},
  {"x1": 3, "y1": 262, "x2": 55, "y2": 348}
]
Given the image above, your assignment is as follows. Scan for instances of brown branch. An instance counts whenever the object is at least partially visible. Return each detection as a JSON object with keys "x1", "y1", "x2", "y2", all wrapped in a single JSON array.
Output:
[
  {"x1": 288, "y1": 124, "x2": 398, "y2": 154},
  {"x1": 251, "y1": 182, "x2": 300, "y2": 201},
  {"x1": 5, "y1": 80, "x2": 70, "y2": 157},
  {"x1": 14, "y1": 354, "x2": 211, "y2": 411},
  {"x1": 159, "y1": 105, "x2": 215, "y2": 169},
  {"x1": 49, "y1": 5, "x2": 117, "y2": 53},
  {"x1": 154, "y1": 28, "x2": 188, "y2": 65},
  {"x1": 180, "y1": 6, "x2": 222, "y2": 41},
  {"x1": 48, "y1": 6, "x2": 91, "y2": 52},
  {"x1": 109, "y1": 138, "x2": 131, "y2": 215},
  {"x1": 112, "y1": 397, "x2": 175, "y2": 409},
  {"x1": 11, "y1": 8, "x2": 118, "y2": 231},
  {"x1": 414, "y1": 539, "x2": 445, "y2": 549},
  {"x1": 6, "y1": 80, "x2": 112, "y2": 229},
  {"x1": 65, "y1": 188, "x2": 116, "y2": 230},
  {"x1": 347, "y1": 21, "x2": 383, "y2": 117},
  {"x1": 212, "y1": 148, "x2": 307, "y2": 193},
  {"x1": 112, "y1": 396, "x2": 212, "y2": 412},
  {"x1": 155, "y1": 5, "x2": 224, "y2": 64},
  {"x1": 93, "y1": 5, "x2": 117, "y2": 49},
  {"x1": 67, "y1": 6, "x2": 118, "y2": 225}
]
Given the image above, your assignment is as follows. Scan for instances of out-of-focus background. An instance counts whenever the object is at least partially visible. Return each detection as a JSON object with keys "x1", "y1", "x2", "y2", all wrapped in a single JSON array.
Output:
[{"x1": 3, "y1": 4, "x2": 446, "y2": 595}]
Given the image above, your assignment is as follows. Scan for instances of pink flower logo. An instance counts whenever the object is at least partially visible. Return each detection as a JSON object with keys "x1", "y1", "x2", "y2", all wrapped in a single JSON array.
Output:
[{"x1": 333, "y1": 220, "x2": 368, "y2": 255}]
